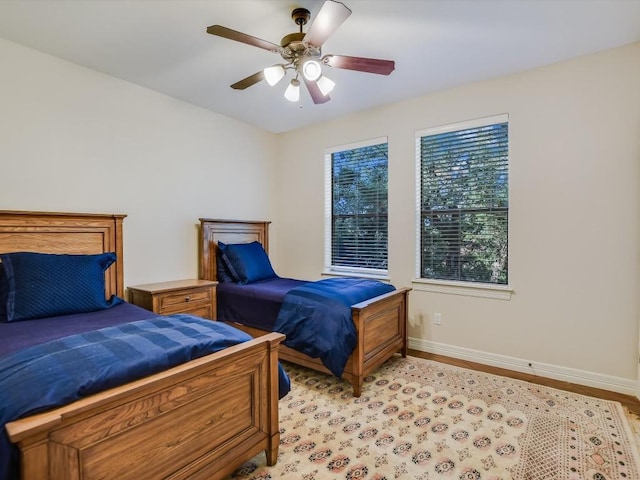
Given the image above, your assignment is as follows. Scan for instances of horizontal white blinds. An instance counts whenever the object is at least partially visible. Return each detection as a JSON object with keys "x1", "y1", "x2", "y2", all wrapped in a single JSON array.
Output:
[
  {"x1": 331, "y1": 142, "x2": 388, "y2": 271},
  {"x1": 418, "y1": 120, "x2": 509, "y2": 284}
]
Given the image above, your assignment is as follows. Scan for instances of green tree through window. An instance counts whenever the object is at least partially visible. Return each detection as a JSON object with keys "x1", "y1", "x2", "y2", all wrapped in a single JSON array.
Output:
[
  {"x1": 418, "y1": 116, "x2": 509, "y2": 284},
  {"x1": 326, "y1": 139, "x2": 388, "y2": 274}
]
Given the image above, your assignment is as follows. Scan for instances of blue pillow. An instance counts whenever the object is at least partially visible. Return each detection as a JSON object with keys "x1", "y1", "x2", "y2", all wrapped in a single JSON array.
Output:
[
  {"x1": 216, "y1": 256, "x2": 236, "y2": 283},
  {"x1": 217, "y1": 241, "x2": 240, "y2": 283},
  {"x1": 222, "y1": 241, "x2": 277, "y2": 285},
  {"x1": 0, "y1": 263, "x2": 7, "y2": 322},
  {"x1": 0, "y1": 252, "x2": 123, "y2": 322}
]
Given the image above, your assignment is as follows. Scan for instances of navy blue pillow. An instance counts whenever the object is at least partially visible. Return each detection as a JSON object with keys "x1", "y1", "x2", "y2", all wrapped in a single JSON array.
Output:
[
  {"x1": 216, "y1": 256, "x2": 236, "y2": 283},
  {"x1": 217, "y1": 242, "x2": 240, "y2": 283},
  {"x1": 0, "y1": 263, "x2": 7, "y2": 322},
  {"x1": 0, "y1": 252, "x2": 123, "y2": 322},
  {"x1": 222, "y1": 241, "x2": 277, "y2": 285}
]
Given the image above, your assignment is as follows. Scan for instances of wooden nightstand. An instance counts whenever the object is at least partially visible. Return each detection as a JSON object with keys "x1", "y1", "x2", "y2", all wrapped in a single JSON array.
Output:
[{"x1": 128, "y1": 279, "x2": 217, "y2": 320}]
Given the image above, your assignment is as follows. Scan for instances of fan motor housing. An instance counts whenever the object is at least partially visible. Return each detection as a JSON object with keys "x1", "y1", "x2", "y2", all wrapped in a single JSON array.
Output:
[
  {"x1": 283, "y1": 7, "x2": 311, "y2": 51},
  {"x1": 280, "y1": 32, "x2": 305, "y2": 49}
]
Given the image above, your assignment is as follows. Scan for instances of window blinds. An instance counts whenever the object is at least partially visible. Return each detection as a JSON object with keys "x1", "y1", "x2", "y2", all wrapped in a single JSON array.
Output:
[
  {"x1": 331, "y1": 142, "x2": 389, "y2": 272},
  {"x1": 418, "y1": 119, "x2": 509, "y2": 284}
]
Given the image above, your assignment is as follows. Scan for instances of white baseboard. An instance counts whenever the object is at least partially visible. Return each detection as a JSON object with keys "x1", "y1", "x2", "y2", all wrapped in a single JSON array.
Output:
[{"x1": 408, "y1": 336, "x2": 638, "y2": 397}]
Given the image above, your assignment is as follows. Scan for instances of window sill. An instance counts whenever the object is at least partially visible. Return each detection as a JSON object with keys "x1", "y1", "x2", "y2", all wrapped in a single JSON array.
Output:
[{"x1": 412, "y1": 278, "x2": 513, "y2": 300}]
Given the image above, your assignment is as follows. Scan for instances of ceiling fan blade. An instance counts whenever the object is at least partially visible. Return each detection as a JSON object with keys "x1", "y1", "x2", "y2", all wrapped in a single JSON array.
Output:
[
  {"x1": 303, "y1": 0, "x2": 352, "y2": 48},
  {"x1": 231, "y1": 71, "x2": 265, "y2": 90},
  {"x1": 206, "y1": 25, "x2": 281, "y2": 53},
  {"x1": 303, "y1": 77, "x2": 331, "y2": 104},
  {"x1": 323, "y1": 55, "x2": 395, "y2": 75}
]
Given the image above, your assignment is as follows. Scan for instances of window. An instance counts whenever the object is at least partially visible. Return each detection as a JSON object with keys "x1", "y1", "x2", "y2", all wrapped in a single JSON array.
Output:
[
  {"x1": 416, "y1": 115, "x2": 509, "y2": 285},
  {"x1": 325, "y1": 137, "x2": 389, "y2": 276}
]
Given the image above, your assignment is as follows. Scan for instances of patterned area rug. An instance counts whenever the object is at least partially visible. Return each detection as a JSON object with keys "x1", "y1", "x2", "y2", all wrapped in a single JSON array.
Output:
[{"x1": 231, "y1": 356, "x2": 640, "y2": 479}]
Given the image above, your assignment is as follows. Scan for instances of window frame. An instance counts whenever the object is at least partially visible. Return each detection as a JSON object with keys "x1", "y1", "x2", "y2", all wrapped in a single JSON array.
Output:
[
  {"x1": 324, "y1": 136, "x2": 390, "y2": 279},
  {"x1": 414, "y1": 114, "x2": 513, "y2": 299}
]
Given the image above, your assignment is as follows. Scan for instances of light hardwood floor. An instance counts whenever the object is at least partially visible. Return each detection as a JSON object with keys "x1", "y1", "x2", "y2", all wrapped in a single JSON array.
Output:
[{"x1": 408, "y1": 349, "x2": 640, "y2": 415}]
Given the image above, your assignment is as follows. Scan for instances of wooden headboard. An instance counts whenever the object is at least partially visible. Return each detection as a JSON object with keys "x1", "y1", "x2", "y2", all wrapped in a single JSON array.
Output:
[
  {"x1": 0, "y1": 210, "x2": 126, "y2": 298},
  {"x1": 199, "y1": 218, "x2": 270, "y2": 282}
]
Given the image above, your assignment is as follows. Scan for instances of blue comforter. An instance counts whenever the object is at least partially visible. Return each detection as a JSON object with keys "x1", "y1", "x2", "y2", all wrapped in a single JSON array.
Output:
[
  {"x1": 0, "y1": 314, "x2": 290, "y2": 480},
  {"x1": 273, "y1": 277, "x2": 395, "y2": 378}
]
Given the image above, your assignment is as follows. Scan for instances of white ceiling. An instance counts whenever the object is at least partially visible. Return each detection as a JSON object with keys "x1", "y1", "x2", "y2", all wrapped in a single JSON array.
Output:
[{"x1": 1, "y1": 0, "x2": 639, "y2": 133}]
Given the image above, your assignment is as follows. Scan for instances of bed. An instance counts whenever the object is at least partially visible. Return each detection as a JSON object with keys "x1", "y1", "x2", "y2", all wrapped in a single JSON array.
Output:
[
  {"x1": 0, "y1": 210, "x2": 287, "y2": 480},
  {"x1": 199, "y1": 218, "x2": 411, "y2": 397}
]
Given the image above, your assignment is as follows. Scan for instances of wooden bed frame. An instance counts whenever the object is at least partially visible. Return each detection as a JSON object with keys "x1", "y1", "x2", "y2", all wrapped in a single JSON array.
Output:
[
  {"x1": 199, "y1": 218, "x2": 411, "y2": 397},
  {"x1": 1, "y1": 210, "x2": 284, "y2": 480}
]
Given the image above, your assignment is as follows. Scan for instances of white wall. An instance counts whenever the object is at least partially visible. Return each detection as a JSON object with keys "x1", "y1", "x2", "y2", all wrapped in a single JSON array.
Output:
[
  {"x1": 275, "y1": 42, "x2": 640, "y2": 394},
  {"x1": 0, "y1": 38, "x2": 279, "y2": 287}
]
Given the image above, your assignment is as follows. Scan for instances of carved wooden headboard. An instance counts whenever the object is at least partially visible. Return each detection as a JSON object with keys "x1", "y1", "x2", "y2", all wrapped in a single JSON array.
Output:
[
  {"x1": 199, "y1": 218, "x2": 270, "y2": 282},
  {"x1": 0, "y1": 210, "x2": 126, "y2": 298}
]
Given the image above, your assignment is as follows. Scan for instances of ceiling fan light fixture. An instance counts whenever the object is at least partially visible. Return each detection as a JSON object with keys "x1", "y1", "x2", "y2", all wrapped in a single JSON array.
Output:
[
  {"x1": 208, "y1": 1, "x2": 394, "y2": 105},
  {"x1": 302, "y1": 59, "x2": 322, "y2": 81},
  {"x1": 263, "y1": 65, "x2": 285, "y2": 86},
  {"x1": 316, "y1": 75, "x2": 335, "y2": 96},
  {"x1": 284, "y1": 78, "x2": 300, "y2": 102}
]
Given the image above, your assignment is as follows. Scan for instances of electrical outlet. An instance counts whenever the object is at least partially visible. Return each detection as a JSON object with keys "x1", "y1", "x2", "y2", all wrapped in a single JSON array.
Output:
[{"x1": 433, "y1": 312, "x2": 442, "y2": 325}]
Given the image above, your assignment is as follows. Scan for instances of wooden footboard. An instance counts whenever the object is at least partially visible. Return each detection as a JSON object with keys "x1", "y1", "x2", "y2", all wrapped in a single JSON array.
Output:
[{"x1": 6, "y1": 333, "x2": 285, "y2": 480}]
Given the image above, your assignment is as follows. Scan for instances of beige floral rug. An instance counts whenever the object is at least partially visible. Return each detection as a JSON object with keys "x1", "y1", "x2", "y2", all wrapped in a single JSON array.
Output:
[{"x1": 231, "y1": 356, "x2": 640, "y2": 479}]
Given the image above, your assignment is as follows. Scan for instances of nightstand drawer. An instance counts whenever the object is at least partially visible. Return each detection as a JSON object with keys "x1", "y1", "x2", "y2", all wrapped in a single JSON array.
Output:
[
  {"x1": 128, "y1": 279, "x2": 217, "y2": 320},
  {"x1": 161, "y1": 304, "x2": 212, "y2": 319},
  {"x1": 159, "y1": 288, "x2": 211, "y2": 310}
]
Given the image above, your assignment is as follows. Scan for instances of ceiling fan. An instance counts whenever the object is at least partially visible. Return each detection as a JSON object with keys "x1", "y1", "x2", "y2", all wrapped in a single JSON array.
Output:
[{"x1": 206, "y1": 0, "x2": 395, "y2": 104}]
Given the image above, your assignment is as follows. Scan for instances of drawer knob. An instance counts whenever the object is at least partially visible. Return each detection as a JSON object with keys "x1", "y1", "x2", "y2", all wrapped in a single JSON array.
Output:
[{"x1": 185, "y1": 295, "x2": 191, "y2": 302}]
